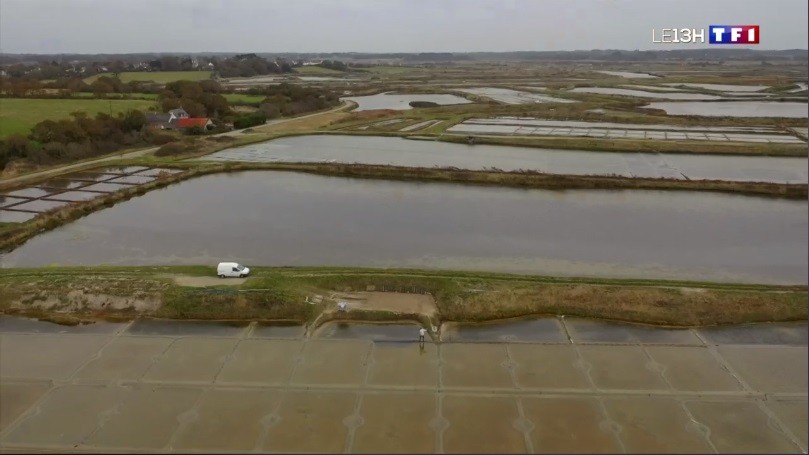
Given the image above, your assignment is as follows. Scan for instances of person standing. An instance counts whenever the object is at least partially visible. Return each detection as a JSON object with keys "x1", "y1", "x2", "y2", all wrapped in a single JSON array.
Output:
[{"x1": 419, "y1": 327, "x2": 427, "y2": 343}]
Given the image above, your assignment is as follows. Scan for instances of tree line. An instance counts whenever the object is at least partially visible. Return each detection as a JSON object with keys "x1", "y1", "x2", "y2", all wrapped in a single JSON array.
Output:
[{"x1": 0, "y1": 80, "x2": 342, "y2": 171}]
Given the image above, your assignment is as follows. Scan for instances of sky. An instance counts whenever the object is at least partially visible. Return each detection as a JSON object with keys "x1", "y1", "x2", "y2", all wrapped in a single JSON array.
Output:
[{"x1": 1, "y1": 0, "x2": 807, "y2": 54}]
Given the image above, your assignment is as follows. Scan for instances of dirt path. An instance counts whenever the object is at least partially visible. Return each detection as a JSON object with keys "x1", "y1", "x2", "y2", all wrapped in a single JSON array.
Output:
[
  {"x1": 332, "y1": 291, "x2": 438, "y2": 317},
  {"x1": 166, "y1": 275, "x2": 246, "y2": 287}
]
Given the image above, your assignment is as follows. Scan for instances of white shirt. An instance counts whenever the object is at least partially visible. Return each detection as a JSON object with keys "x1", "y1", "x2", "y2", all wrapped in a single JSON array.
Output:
[{"x1": 419, "y1": 328, "x2": 427, "y2": 337}]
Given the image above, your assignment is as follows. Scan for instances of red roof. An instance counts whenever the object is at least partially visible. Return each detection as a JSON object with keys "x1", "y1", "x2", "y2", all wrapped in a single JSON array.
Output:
[{"x1": 176, "y1": 118, "x2": 211, "y2": 128}]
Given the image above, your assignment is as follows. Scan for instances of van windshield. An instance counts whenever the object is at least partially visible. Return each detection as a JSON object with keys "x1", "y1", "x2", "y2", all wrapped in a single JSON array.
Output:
[{"x1": 237, "y1": 265, "x2": 245, "y2": 271}]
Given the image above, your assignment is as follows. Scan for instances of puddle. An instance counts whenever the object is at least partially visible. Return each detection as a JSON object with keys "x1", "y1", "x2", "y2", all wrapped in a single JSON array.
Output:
[
  {"x1": 443, "y1": 318, "x2": 567, "y2": 342},
  {"x1": 0, "y1": 315, "x2": 127, "y2": 334},
  {"x1": 342, "y1": 92, "x2": 471, "y2": 111},
  {"x1": 644, "y1": 101, "x2": 808, "y2": 118},
  {"x1": 101, "y1": 166, "x2": 150, "y2": 174},
  {"x1": 565, "y1": 318, "x2": 702, "y2": 344},
  {"x1": 251, "y1": 322, "x2": 305, "y2": 339},
  {"x1": 697, "y1": 322, "x2": 808, "y2": 345},
  {"x1": 314, "y1": 321, "x2": 421, "y2": 341},
  {"x1": 126, "y1": 319, "x2": 248, "y2": 336}
]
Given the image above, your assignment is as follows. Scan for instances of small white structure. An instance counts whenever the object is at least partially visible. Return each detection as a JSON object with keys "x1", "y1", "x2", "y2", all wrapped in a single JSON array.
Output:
[{"x1": 217, "y1": 262, "x2": 250, "y2": 278}]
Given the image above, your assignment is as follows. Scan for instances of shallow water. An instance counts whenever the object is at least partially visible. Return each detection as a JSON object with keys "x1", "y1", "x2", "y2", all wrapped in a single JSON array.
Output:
[
  {"x1": 457, "y1": 87, "x2": 574, "y2": 104},
  {"x1": 342, "y1": 92, "x2": 471, "y2": 111},
  {"x1": 596, "y1": 71, "x2": 658, "y2": 79},
  {"x1": 2, "y1": 171, "x2": 806, "y2": 284},
  {"x1": 571, "y1": 87, "x2": 720, "y2": 100},
  {"x1": 645, "y1": 101, "x2": 808, "y2": 118},
  {"x1": 203, "y1": 135, "x2": 808, "y2": 183}
]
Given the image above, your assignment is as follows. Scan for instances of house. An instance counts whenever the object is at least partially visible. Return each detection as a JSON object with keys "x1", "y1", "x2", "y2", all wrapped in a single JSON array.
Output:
[
  {"x1": 175, "y1": 118, "x2": 214, "y2": 131},
  {"x1": 145, "y1": 113, "x2": 172, "y2": 129},
  {"x1": 167, "y1": 108, "x2": 189, "y2": 122}
]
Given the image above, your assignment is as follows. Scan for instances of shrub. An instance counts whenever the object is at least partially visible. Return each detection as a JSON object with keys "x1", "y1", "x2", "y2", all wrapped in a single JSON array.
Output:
[
  {"x1": 233, "y1": 112, "x2": 267, "y2": 129},
  {"x1": 409, "y1": 101, "x2": 439, "y2": 108},
  {"x1": 154, "y1": 142, "x2": 191, "y2": 157}
]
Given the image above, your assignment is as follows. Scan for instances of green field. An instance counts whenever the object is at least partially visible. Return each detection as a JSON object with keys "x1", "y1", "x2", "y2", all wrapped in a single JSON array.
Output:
[
  {"x1": 294, "y1": 65, "x2": 344, "y2": 75},
  {"x1": 0, "y1": 98, "x2": 158, "y2": 137},
  {"x1": 72, "y1": 92, "x2": 159, "y2": 100},
  {"x1": 222, "y1": 93, "x2": 266, "y2": 104},
  {"x1": 83, "y1": 71, "x2": 212, "y2": 84}
]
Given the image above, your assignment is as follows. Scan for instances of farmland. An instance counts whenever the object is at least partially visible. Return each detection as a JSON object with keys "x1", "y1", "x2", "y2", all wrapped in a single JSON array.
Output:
[
  {"x1": 0, "y1": 98, "x2": 157, "y2": 137},
  {"x1": 83, "y1": 70, "x2": 212, "y2": 84}
]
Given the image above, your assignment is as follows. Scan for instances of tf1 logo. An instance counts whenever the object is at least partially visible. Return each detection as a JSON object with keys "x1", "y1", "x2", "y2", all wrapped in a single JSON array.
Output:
[
  {"x1": 652, "y1": 25, "x2": 760, "y2": 44},
  {"x1": 709, "y1": 25, "x2": 760, "y2": 44}
]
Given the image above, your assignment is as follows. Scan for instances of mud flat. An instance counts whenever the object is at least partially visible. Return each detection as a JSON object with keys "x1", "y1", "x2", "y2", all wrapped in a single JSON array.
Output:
[{"x1": 2, "y1": 171, "x2": 806, "y2": 285}]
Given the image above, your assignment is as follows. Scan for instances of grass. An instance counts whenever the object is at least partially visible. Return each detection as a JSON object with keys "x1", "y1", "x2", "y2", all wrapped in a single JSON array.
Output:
[
  {"x1": 83, "y1": 71, "x2": 212, "y2": 84},
  {"x1": 294, "y1": 66, "x2": 345, "y2": 75},
  {"x1": 1, "y1": 266, "x2": 805, "y2": 326},
  {"x1": 0, "y1": 97, "x2": 158, "y2": 137},
  {"x1": 222, "y1": 93, "x2": 267, "y2": 104},
  {"x1": 71, "y1": 92, "x2": 159, "y2": 100}
]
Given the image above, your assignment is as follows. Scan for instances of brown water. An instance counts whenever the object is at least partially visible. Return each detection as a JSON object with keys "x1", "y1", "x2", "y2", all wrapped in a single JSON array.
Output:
[{"x1": 1, "y1": 171, "x2": 806, "y2": 284}]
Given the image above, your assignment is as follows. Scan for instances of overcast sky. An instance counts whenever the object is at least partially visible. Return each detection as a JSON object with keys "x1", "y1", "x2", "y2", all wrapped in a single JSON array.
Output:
[{"x1": 1, "y1": 0, "x2": 807, "y2": 54}]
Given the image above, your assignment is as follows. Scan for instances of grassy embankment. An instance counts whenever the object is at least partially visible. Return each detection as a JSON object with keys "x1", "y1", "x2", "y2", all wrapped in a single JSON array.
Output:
[
  {"x1": 1, "y1": 266, "x2": 805, "y2": 327},
  {"x1": 0, "y1": 98, "x2": 158, "y2": 137},
  {"x1": 83, "y1": 71, "x2": 212, "y2": 84}
]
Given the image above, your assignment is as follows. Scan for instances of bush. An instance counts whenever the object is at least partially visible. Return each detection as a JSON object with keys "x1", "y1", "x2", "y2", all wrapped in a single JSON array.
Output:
[
  {"x1": 233, "y1": 112, "x2": 267, "y2": 129},
  {"x1": 154, "y1": 142, "x2": 191, "y2": 157},
  {"x1": 409, "y1": 101, "x2": 439, "y2": 108}
]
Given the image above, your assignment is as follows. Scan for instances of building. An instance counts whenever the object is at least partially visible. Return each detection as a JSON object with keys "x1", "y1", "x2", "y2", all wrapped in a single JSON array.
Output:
[
  {"x1": 167, "y1": 108, "x2": 189, "y2": 122},
  {"x1": 175, "y1": 118, "x2": 214, "y2": 131}
]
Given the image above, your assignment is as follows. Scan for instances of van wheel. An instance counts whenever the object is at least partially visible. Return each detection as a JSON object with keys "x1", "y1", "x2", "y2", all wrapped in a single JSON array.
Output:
[
  {"x1": 239, "y1": 274, "x2": 245, "y2": 278},
  {"x1": 218, "y1": 274, "x2": 225, "y2": 278}
]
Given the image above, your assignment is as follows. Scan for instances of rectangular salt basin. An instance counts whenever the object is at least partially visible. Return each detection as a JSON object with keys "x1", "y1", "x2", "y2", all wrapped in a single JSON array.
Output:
[
  {"x1": 457, "y1": 87, "x2": 575, "y2": 104},
  {"x1": 79, "y1": 182, "x2": 134, "y2": 193},
  {"x1": 464, "y1": 117, "x2": 779, "y2": 133},
  {"x1": 3, "y1": 187, "x2": 66, "y2": 198},
  {"x1": 0, "y1": 210, "x2": 38, "y2": 222},
  {"x1": 106, "y1": 175, "x2": 157, "y2": 185},
  {"x1": 5, "y1": 171, "x2": 804, "y2": 285},
  {"x1": 201, "y1": 135, "x2": 807, "y2": 184},
  {"x1": 644, "y1": 102, "x2": 808, "y2": 118},
  {"x1": 9, "y1": 199, "x2": 69, "y2": 212},
  {"x1": 570, "y1": 87, "x2": 720, "y2": 100},
  {"x1": 134, "y1": 168, "x2": 183, "y2": 177},
  {"x1": 36, "y1": 179, "x2": 91, "y2": 190},
  {"x1": 46, "y1": 191, "x2": 102, "y2": 202},
  {"x1": 0, "y1": 196, "x2": 30, "y2": 208}
]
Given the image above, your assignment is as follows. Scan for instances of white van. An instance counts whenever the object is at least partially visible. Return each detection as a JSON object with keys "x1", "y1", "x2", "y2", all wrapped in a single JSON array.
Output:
[{"x1": 217, "y1": 262, "x2": 250, "y2": 278}]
